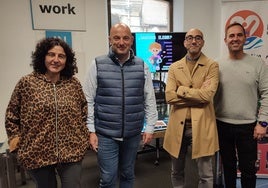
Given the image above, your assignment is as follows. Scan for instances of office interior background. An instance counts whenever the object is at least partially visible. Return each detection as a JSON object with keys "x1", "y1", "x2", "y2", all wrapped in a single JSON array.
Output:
[
  {"x1": 1, "y1": 0, "x2": 267, "y2": 144},
  {"x1": 0, "y1": 0, "x2": 221, "y2": 143}
]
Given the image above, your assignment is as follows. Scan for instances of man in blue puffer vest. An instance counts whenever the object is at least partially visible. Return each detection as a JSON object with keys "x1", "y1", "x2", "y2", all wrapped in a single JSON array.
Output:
[{"x1": 84, "y1": 23, "x2": 158, "y2": 188}]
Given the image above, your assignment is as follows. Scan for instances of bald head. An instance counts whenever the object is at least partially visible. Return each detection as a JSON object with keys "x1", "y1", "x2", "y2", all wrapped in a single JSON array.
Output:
[
  {"x1": 184, "y1": 28, "x2": 204, "y2": 58},
  {"x1": 110, "y1": 23, "x2": 132, "y2": 36},
  {"x1": 186, "y1": 28, "x2": 204, "y2": 38}
]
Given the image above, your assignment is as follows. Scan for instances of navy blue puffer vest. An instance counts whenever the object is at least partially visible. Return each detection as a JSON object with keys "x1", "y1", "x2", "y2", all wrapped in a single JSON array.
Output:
[{"x1": 94, "y1": 50, "x2": 145, "y2": 138}]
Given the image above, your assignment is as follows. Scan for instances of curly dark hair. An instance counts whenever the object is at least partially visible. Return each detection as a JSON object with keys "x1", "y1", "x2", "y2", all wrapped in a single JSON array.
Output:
[{"x1": 31, "y1": 37, "x2": 78, "y2": 78}]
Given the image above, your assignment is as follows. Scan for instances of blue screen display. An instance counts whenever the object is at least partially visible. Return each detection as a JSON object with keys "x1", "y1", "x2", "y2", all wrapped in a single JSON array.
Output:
[{"x1": 132, "y1": 32, "x2": 187, "y2": 73}]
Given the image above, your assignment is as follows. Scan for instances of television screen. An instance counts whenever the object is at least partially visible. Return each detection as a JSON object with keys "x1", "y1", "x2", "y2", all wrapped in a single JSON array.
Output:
[{"x1": 132, "y1": 32, "x2": 187, "y2": 72}]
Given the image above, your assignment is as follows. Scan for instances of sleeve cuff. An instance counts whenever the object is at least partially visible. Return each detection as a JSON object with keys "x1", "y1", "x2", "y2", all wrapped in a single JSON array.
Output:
[{"x1": 144, "y1": 124, "x2": 154, "y2": 134}]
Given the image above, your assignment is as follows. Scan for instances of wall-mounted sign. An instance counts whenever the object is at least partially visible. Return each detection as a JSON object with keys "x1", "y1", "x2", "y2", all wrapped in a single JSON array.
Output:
[
  {"x1": 46, "y1": 31, "x2": 72, "y2": 47},
  {"x1": 30, "y1": 0, "x2": 86, "y2": 31}
]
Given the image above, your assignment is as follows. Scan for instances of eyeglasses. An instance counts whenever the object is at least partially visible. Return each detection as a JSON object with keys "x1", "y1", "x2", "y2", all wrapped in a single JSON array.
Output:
[{"x1": 185, "y1": 35, "x2": 203, "y2": 42}]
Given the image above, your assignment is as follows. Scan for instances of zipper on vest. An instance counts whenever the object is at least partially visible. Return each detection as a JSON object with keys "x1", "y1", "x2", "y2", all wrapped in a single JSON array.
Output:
[{"x1": 121, "y1": 67, "x2": 125, "y2": 138}]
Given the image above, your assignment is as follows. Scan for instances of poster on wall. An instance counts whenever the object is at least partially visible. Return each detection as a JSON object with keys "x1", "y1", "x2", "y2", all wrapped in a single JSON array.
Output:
[
  {"x1": 30, "y1": 0, "x2": 86, "y2": 31},
  {"x1": 221, "y1": 1, "x2": 268, "y2": 64}
]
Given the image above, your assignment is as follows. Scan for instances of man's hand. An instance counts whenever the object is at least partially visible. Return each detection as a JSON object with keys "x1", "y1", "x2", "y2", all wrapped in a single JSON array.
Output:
[
  {"x1": 89, "y1": 132, "x2": 98, "y2": 152},
  {"x1": 142, "y1": 133, "x2": 153, "y2": 145},
  {"x1": 254, "y1": 124, "x2": 267, "y2": 140}
]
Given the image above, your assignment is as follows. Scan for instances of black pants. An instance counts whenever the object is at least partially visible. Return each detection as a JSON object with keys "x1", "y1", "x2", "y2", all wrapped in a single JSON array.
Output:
[
  {"x1": 28, "y1": 161, "x2": 82, "y2": 188},
  {"x1": 216, "y1": 120, "x2": 257, "y2": 188}
]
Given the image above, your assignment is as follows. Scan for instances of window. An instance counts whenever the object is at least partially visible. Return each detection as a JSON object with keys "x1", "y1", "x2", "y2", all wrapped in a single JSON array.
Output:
[{"x1": 108, "y1": 0, "x2": 173, "y2": 32}]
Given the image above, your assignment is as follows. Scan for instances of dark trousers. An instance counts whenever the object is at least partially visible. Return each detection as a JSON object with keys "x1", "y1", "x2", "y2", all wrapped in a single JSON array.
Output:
[
  {"x1": 216, "y1": 120, "x2": 257, "y2": 188},
  {"x1": 28, "y1": 161, "x2": 82, "y2": 188}
]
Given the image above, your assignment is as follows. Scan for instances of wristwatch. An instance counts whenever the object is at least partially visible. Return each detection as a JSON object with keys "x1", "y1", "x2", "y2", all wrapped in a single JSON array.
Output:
[{"x1": 259, "y1": 121, "x2": 268, "y2": 128}]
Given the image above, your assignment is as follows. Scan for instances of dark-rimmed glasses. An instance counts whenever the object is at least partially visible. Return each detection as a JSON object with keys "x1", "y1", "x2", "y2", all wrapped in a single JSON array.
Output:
[{"x1": 185, "y1": 35, "x2": 203, "y2": 42}]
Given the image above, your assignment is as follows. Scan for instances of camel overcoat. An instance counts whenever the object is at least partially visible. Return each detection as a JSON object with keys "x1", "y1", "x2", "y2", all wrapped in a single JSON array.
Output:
[{"x1": 163, "y1": 53, "x2": 219, "y2": 159}]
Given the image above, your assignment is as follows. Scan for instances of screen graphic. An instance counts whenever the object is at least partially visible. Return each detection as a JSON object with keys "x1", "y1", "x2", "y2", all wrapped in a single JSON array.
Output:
[{"x1": 132, "y1": 32, "x2": 187, "y2": 72}]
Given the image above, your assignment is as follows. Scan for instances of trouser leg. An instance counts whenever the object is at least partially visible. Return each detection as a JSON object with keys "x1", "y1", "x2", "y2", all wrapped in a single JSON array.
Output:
[
  {"x1": 57, "y1": 161, "x2": 83, "y2": 188},
  {"x1": 97, "y1": 134, "x2": 119, "y2": 188},
  {"x1": 119, "y1": 134, "x2": 141, "y2": 188},
  {"x1": 217, "y1": 121, "x2": 237, "y2": 188},
  {"x1": 236, "y1": 123, "x2": 257, "y2": 188},
  {"x1": 171, "y1": 125, "x2": 194, "y2": 188},
  {"x1": 171, "y1": 155, "x2": 185, "y2": 188},
  {"x1": 28, "y1": 165, "x2": 57, "y2": 188},
  {"x1": 196, "y1": 156, "x2": 214, "y2": 188}
]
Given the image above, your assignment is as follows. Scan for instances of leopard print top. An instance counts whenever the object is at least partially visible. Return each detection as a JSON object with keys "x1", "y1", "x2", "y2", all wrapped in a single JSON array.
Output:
[{"x1": 5, "y1": 72, "x2": 90, "y2": 170}]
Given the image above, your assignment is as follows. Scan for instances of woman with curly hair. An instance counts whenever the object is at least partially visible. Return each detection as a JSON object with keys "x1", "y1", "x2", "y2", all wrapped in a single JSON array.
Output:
[{"x1": 5, "y1": 37, "x2": 90, "y2": 188}]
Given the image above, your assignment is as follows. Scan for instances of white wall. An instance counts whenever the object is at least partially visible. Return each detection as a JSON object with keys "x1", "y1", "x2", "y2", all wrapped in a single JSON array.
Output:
[
  {"x1": 0, "y1": 0, "x2": 222, "y2": 142},
  {"x1": 175, "y1": 0, "x2": 222, "y2": 59}
]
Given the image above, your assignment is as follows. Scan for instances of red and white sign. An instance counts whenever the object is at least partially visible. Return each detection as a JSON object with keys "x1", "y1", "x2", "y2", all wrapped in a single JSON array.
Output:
[{"x1": 221, "y1": 1, "x2": 268, "y2": 64}]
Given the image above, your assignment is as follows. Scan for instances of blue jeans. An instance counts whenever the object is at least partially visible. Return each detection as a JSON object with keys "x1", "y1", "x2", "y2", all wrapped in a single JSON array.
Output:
[
  {"x1": 217, "y1": 120, "x2": 257, "y2": 188},
  {"x1": 97, "y1": 134, "x2": 141, "y2": 188},
  {"x1": 28, "y1": 161, "x2": 82, "y2": 188}
]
